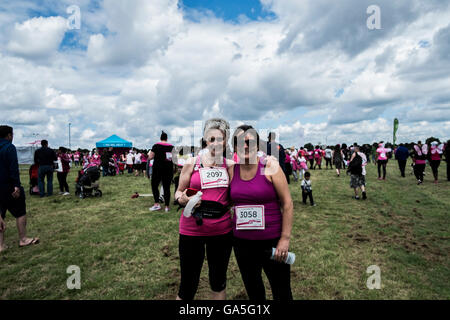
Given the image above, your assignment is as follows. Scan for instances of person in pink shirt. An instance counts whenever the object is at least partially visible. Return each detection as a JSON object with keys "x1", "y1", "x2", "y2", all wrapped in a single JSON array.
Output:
[
  {"x1": 140, "y1": 151, "x2": 148, "y2": 177},
  {"x1": 74, "y1": 151, "x2": 80, "y2": 167},
  {"x1": 376, "y1": 142, "x2": 391, "y2": 180},
  {"x1": 412, "y1": 141, "x2": 428, "y2": 185},
  {"x1": 174, "y1": 118, "x2": 234, "y2": 300},
  {"x1": 229, "y1": 124, "x2": 294, "y2": 300},
  {"x1": 290, "y1": 148, "x2": 300, "y2": 182},
  {"x1": 313, "y1": 145, "x2": 323, "y2": 170},
  {"x1": 429, "y1": 141, "x2": 444, "y2": 184},
  {"x1": 56, "y1": 147, "x2": 71, "y2": 195},
  {"x1": 89, "y1": 150, "x2": 101, "y2": 167},
  {"x1": 284, "y1": 150, "x2": 292, "y2": 184}
]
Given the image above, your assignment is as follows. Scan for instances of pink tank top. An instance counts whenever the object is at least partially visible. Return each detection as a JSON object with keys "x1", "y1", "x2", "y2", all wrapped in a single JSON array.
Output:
[
  {"x1": 377, "y1": 147, "x2": 389, "y2": 160},
  {"x1": 230, "y1": 158, "x2": 282, "y2": 240},
  {"x1": 179, "y1": 156, "x2": 232, "y2": 236}
]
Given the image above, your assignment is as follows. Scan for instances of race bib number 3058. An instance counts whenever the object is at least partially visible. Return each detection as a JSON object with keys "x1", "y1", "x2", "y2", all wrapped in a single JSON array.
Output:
[
  {"x1": 199, "y1": 167, "x2": 229, "y2": 189},
  {"x1": 235, "y1": 205, "x2": 265, "y2": 230}
]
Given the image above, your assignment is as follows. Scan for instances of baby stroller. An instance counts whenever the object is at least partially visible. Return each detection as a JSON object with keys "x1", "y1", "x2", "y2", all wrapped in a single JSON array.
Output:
[
  {"x1": 75, "y1": 165, "x2": 102, "y2": 199},
  {"x1": 29, "y1": 164, "x2": 40, "y2": 195}
]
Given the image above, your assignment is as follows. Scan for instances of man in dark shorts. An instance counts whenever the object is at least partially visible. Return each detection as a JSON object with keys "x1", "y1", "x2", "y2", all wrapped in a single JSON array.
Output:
[{"x1": 0, "y1": 125, "x2": 40, "y2": 252}]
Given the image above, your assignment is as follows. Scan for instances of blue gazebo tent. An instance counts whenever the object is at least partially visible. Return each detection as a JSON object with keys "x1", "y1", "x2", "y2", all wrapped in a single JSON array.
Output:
[{"x1": 96, "y1": 135, "x2": 132, "y2": 148}]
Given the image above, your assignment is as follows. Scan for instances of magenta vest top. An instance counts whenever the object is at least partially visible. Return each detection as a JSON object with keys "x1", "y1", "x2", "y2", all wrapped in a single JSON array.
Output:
[
  {"x1": 230, "y1": 158, "x2": 282, "y2": 240},
  {"x1": 179, "y1": 156, "x2": 232, "y2": 236}
]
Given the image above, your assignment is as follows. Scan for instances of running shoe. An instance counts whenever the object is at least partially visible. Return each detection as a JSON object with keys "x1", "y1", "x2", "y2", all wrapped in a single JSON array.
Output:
[
  {"x1": 149, "y1": 204, "x2": 161, "y2": 211},
  {"x1": 165, "y1": 207, "x2": 170, "y2": 212},
  {"x1": 63, "y1": 192, "x2": 70, "y2": 196}
]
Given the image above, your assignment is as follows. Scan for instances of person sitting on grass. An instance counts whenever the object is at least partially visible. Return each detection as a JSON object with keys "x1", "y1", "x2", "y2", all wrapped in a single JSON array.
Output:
[
  {"x1": 0, "y1": 125, "x2": 40, "y2": 252},
  {"x1": 301, "y1": 172, "x2": 316, "y2": 206}
]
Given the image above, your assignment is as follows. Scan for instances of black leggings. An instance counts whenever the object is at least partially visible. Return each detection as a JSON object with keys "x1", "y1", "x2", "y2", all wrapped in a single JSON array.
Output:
[
  {"x1": 430, "y1": 160, "x2": 440, "y2": 180},
  {"x1": 57, "y1": 172, "x2": 69, "y2": 192},
  {"x1": 414, "y1": 164, "x2": 425, "y2": 182},
  {"x1": 151, "y1": 168, "x2": 173, "y2": 206},
  {"x1": 378, "y1": 160, "x2": 387, "y2": 178},
  {"x1": 233, "y1": 237, "x2": 293, "y2": 301},
  {"x1": 178, "y1": 232, "x2": 233, "y2": 300}
]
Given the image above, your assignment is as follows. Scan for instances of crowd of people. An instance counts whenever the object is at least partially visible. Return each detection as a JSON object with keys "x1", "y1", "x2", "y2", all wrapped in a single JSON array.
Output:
[{"x1": 1, "y1": 122, "x2": 449, "y2": 301}]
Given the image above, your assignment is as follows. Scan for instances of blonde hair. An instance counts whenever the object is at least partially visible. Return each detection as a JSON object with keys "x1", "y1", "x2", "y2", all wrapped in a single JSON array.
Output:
[{"x1": 203, "y1": 118, "x2": 230, "y2": 140}]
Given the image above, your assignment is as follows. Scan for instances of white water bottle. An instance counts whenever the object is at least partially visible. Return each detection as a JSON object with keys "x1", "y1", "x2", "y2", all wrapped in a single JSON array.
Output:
[
  {"x1": 271, "y1": 247, "x2": 296, "y2": 265},
  {"x1": 183, "y1": 191, "x2": 203, "y2": 218}
]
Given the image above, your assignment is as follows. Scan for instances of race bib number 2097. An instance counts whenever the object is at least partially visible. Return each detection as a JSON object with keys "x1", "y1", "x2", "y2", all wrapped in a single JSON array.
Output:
[{"x1": 199, "y1": 167, "x2": 229, "y2": 189}]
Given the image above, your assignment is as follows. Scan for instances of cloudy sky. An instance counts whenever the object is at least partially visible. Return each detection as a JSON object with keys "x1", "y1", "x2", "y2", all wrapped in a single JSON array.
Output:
[{"x1": 1, "y1": 0, "x2": 449, "y2": 149}]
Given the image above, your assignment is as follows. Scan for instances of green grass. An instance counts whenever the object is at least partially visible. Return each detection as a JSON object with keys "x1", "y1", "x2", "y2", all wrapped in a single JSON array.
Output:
[{"x1": 0, "y1": 162, "x2": 449, "y2": 300}]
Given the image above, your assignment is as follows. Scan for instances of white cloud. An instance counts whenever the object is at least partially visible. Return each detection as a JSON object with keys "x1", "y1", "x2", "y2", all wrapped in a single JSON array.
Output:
[
  {"x1": 1, "y1": 0, "x2": 449, "y2": 149},
  {"x1": 7, "y1": 16, "x2": 68, "y2": 58}
]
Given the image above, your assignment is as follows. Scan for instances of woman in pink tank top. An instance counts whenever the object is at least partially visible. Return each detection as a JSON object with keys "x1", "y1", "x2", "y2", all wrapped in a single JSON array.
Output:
[
  {"x1": 173, "y1": 118, "x2": 234, "y2": 301},
  {"x1": 229, "y1": 125, "x2": 294, "y2": 300}
]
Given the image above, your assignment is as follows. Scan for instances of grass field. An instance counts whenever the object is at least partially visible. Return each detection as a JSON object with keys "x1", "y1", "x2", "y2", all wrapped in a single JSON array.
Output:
[{"x1": 0, "y1": 161, "x2": 449, "y2": 300}]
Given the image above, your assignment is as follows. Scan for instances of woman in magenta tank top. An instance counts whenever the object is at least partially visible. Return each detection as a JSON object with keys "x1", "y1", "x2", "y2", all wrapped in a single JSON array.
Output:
[
  {"x1": 229, "y1": 125, "x2": 294, "y2": 300},
  {"x1": 174, "y1": 118, "x2": 234, "y2": 300}
]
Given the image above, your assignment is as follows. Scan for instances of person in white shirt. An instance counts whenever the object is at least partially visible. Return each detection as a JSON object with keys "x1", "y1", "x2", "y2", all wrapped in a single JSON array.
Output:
[
  {"x1": 134, "y1": 151, "x2": 142, "y2": 176},
  {"x1": 301, "y1": 171, "x2": 316, "y2": 206},
  {"x1": 324, "y1": 146, "x2": 333, "y2": 169},
  {"x1": 126, "y1": 151, "x2": 134, "y2": 174}
]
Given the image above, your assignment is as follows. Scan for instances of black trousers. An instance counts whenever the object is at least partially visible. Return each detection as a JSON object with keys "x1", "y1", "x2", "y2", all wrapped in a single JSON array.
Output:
[
  {"x1": 284, "y1": 164, "x2": 291, "y2": 184},
  {"x1": 325, "y1": 157, "x2": 332, "y2": 168},
  {"x1": 378, "y1": 160, "x2": 387, "y2": 178},
  {"x1": 430, "y1": 160, "x2": 440, "y2": 180},
  {"x1": 302, "y1": 190, "x2": 314, "y2": 205},
  {"x1": 151, "y1": 167, "x2": 173, "y2": 206},
  {"x1": 57, "y1": 172, "x2": 69, "y2": 192},
  {"x1": 397, "y1": 160, "x2": 407, "y2": 177},
  {"x1": 233, "y1": 237, "x2": 292, "y2": 301},
  {"x1": 414, "y1": 164, "x2": 425, "y2": 182},
  {"x1": 447, "y1": 160, "x2": 450, "y2": 181}
]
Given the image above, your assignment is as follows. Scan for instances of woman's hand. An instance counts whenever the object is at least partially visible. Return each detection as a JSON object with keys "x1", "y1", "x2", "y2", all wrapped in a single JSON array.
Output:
[
  {"x1": 274, "y1": 237, "x2": 290, "y2": 263},
  {"x1": 178, "y1": 189, "x2": 202, "y2": 208}
]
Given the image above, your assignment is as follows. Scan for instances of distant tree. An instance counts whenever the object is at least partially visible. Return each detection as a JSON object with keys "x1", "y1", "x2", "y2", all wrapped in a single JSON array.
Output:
[
  {"x1": 304, "y1": 143, "x2": 314, "y2": 151},
  {"x1": 425, "y1": 137, "x2": 440, "y2": 145}
]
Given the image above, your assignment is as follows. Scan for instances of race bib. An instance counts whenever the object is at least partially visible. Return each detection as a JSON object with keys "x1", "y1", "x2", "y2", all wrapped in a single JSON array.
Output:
[
  {"x1": 199, "y1": 167, "x2": 229, "y2": 189},
  {"x1": 166, "y1": 152, "x2": 173, "y2": 161},
  {"x1": 235, "y1": 205, "x2": 265, "y2": 230}
]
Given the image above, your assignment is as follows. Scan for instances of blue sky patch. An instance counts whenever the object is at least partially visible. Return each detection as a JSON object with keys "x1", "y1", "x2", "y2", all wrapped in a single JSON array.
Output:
[{"x1": 180, "y1": 0, "x2": 276, "y2": 23}]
